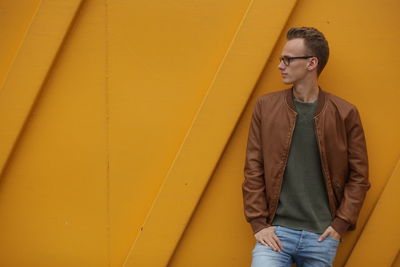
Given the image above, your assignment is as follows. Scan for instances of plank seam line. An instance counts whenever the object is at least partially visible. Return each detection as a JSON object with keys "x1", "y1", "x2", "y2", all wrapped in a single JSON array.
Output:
[
  {"x1": 0, "y1": 0, "x2": 85, "y2": 179},
  {"x1": 154, "y1": 0, "x2": 256, "y2": 207},
  {"x1": 0, "y1": 0, "x2": 42, "y2": 97},
  {"x1": 104, "y1": 0, "x2": 111, "y2": 266},
  {"x1": 137, "y1": 0, "x2": 256, "y2": 231}
]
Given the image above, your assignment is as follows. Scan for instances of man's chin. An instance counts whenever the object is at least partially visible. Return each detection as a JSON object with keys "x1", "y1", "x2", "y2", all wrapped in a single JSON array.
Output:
[{"x1": 282, "y1": 79, "x2": 293, "y2": 85}]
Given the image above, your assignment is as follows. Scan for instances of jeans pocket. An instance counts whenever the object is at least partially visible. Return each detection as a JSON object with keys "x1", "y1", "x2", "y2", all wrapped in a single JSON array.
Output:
[{"x1": 326, "y1": 236, "x2": 340, "y2": 244}]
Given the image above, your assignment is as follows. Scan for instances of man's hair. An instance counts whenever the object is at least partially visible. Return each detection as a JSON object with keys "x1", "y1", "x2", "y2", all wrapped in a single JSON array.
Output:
[{"x1": 287, "y1": 27, "x2": 329, "y2": 76}]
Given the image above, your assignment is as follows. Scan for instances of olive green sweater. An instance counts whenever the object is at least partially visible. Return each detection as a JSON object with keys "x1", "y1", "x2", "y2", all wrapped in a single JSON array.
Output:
[{"x1": 271, "y1": 98, "x2": 332, "y2": 234}]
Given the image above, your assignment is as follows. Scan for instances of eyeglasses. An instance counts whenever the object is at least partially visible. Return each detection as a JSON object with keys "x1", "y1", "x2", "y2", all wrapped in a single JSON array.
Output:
[{"x1": 279, "y1": 55, "x2": 314, "y2": 66}]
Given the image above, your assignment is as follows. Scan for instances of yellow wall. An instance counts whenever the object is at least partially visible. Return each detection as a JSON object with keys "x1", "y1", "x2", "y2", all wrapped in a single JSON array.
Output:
[{"x1": 0, "y1": 0, "x2": 399, "y2": 266}]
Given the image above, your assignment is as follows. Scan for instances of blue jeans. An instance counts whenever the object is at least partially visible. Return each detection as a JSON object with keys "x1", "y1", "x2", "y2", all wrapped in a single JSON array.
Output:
[{"x1": 251, "y1": 226, "x2": 340, "y2": 267}]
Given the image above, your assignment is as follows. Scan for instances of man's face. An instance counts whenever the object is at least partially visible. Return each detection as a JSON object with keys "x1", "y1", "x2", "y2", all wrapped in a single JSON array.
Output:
[{"x1": 278, "y1": 38, "x2": 313, "y2": 84}]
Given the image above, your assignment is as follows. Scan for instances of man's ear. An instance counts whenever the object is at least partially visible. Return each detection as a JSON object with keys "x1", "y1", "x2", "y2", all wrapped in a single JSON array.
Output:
[{"x1": 308, "y1": 57, "x2": 319, "y2": 71}]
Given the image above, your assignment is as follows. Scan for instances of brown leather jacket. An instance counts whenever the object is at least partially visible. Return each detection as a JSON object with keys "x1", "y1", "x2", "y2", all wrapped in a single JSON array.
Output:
[{"x1": 242, "y1": 87, "x2": 370, "y2": 236}]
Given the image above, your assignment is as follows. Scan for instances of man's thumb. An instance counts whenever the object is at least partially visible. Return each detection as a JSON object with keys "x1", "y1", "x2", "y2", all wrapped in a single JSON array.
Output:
[{"x1": 318, "y1": 232, "x2": 327, "y2": 242}]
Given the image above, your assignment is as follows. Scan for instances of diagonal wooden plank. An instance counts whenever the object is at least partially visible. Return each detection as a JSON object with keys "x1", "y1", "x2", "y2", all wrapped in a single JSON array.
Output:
[
  {"x1": 0, "y1": 0, "x2": 83, "y2": 177},
  {"x1": 123, "y1": 0, "x2": 297, "y2": 266},
  {"x1": 345, "y1": 157, "x2": 400, "y2": 267}
]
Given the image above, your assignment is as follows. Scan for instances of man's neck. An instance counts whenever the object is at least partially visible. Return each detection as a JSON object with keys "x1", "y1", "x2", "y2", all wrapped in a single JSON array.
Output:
[{"x1": 293, "y1": 80, "x2": 319, "y2": 103}]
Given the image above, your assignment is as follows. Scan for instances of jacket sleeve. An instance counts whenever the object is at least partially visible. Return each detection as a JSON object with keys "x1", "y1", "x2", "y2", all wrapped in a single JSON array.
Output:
[
  {"x1": 242, "y1": 97, "x2": 270, "y2": 234},
  {"x1": 331, "y1": 107, "x2": 370, "y2": 236}
]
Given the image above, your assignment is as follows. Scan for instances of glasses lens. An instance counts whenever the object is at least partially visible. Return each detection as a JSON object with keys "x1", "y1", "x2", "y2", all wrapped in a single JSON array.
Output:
[
  {"x1": 280, "y1": 56, "x2": 289, "y2": 66},
  {"x1": 284, "y1": 57, "x2": 290, "y2": 65}
]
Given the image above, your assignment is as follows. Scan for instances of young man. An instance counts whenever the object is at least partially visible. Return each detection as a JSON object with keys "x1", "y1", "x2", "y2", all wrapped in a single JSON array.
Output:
[{"x1": 242, "y1": 27, "x2": 370, "y2": 266}]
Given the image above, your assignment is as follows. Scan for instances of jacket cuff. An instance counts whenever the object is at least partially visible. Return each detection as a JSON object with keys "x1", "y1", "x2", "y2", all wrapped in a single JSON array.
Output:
[
  {"x1": 331, "y1": 217, "x2": 351, "y2": 236},
  {"x1": 250, "y1": 217, "x2": 270, "y2": 234}
]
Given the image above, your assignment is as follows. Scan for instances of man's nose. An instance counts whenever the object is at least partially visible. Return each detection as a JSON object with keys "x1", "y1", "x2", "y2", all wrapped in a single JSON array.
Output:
[{"x1": 278, "y1": 60, "x2": 286, "y2": 70}]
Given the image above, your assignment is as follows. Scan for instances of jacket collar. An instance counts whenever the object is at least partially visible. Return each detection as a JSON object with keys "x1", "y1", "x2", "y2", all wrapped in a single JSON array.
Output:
[{"x1": 285, "y1": 86, "x2": 326, "y2": 117}]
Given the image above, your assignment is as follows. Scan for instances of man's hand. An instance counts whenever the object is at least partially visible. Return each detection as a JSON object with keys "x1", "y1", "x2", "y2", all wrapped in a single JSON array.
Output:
[
  {"x1": 254, "y1": 226, "x2": 283, "y2": 252},
  {"x1": 318, "y1": 226, "x2": 341, "y2": 242}
]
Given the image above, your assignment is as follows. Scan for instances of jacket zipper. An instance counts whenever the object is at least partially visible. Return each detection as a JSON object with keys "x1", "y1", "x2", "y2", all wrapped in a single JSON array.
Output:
[
  {"x1": 313, "y1": 117, "x2": 336, "y2": 217},
  {"x1": 269, "y1": 113, "x2": 297, "y2": 223}
]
